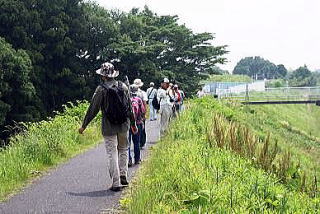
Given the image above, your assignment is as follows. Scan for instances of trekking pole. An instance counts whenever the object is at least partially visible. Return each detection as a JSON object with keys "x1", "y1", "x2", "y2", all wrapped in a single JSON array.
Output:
[{"x1": 125, "y1": 75, "x2": 138, "y2": 134}]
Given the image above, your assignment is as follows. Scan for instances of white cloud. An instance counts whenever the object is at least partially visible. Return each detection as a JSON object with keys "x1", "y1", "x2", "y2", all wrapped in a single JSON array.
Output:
[{"x1": 94, "y1": 0, "x2": 320, "y2": 71}]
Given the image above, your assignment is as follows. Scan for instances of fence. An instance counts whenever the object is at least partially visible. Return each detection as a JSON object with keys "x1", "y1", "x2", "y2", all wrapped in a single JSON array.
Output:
[{"x1": 220, "y1": 86, "x2": 320, "y2": 102}]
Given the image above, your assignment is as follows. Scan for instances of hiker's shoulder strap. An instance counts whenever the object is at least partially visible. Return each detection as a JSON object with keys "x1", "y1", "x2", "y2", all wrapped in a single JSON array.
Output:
[
  {"x1": 147, "y1": 88, "x2": 155, "y2": 99},
  {"x1": 100, "y1": 83, "x2": 109, "y2": 91}
]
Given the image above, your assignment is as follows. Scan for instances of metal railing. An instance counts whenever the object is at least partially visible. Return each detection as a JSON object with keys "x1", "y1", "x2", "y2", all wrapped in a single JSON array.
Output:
[{"x1": 219, "y1": 86, "x2": 320, "y2": 103}]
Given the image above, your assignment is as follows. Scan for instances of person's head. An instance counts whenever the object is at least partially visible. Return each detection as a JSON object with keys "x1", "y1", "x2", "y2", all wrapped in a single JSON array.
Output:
[
  {"x1": 133, "y1": 79, "x2": 144, "y2": 88},
  {"x1": 130, "y1": 84, "x2": 139, "y2": 96},
  {"x1": 161, "y1": 78, "x2": 170, "y2": 89},
  {"x1": 95, "y1": 62, "x2": 119, "y2": 81},
  {"x1": 149, "y1": 82, "x2": 155, "y2": 87},
  {"x1": 173, "y1": 84, "x2": 179, "y2": 91}
]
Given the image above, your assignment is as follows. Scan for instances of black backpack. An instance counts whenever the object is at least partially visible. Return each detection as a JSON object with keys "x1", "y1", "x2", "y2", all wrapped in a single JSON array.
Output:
[
  {"x1": 152, "y1": 94, "x2": 161, "y2": 110},
  {"x1": 100, "y1": 81, "x2": 130, "y2": 125}
]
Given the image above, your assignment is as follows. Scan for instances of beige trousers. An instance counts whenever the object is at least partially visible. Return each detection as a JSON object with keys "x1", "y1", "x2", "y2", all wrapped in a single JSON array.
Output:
[
  {"x1": 104, "y1": 132, "x2": 128, "y2": 187},
  {"x1": 160, "y1": 104, "x2": 172, "y2": 137}
]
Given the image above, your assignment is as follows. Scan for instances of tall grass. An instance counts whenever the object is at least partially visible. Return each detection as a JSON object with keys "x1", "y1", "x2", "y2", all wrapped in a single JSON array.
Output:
[
  {"x1": 0, "y1": 101, "x2": 101, "y2": 201},
  {"x1": 122, "y1": 97, "x2": 319, "y2": 213}
]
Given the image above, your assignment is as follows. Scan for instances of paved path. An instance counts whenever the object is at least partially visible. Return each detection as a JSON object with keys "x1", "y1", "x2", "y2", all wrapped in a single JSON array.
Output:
[{"x1": 0, "y1": 120, "x2": 159, "y2": 214}]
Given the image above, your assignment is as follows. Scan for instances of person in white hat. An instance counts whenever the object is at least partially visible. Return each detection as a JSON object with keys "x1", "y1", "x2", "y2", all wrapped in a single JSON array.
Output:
[
  {"x1": 79, "y1": 62, "x2": 136, "y2": 192},
  {"x1": 133, "y1": 78, "x2": 148, "y2": 149},
  {"x1": 157, "y1": 78, "x2": 173, "y2": 137},
  {"x1": 146, "y1": 82, "x2": 158, "y2": 121}
]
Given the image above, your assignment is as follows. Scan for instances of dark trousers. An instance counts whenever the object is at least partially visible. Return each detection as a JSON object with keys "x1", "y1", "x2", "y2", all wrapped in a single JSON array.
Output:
[
  {"x1": 140, "y1": 120, "x2": 146, "y2": 148},
  {"x1": 128, "y1": 124, "x2": 142, "y2": 163}
]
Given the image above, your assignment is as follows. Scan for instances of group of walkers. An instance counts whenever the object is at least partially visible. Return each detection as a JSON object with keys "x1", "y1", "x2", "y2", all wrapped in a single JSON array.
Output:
[{"x1": 78, "y1": 62, "x2": 185, "y2": 191}]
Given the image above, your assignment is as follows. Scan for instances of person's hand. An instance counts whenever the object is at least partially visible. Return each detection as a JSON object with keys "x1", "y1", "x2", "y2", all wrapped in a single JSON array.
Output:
[
  {"x1": 131, "y1": 125, "x2": 138, "y2": 135},
  {"x1": 78, "y1": 127, "x2": 85, "y2": 134}
]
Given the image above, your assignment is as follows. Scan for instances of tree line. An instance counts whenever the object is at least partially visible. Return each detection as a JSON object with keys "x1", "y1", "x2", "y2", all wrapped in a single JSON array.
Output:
[
  {"x1": 0, "y1": 0, "x2": 227, "y2": 143},
  {"x1": 233, "y1": 56, "x2": 320, "y2": 87}
]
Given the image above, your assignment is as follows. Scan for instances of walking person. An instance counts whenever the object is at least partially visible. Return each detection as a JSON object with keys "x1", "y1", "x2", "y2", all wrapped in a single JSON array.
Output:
[
  {"x1": 78, "y1": 62, "x2": 137, "y2": 192},
  {"x1": 157, "y1": 78, "x2": 173, "y2": 137},
  {"x1": 128, "y1": 84, "x2": 145, "y2": 167},
  {"x1": 173, "y1": 84, "x2": 183, "y2": 114},
  {"x1": 146, "y1": 82, "x2": 158, "y2": 121},
  {"x1": 168, "y1": 83, "x2": 177, "y2": 117},
  {"x1": 133, "y1": 79, "x2": 148, "y2": 149},
  {"x1": 178, "y1": 86, "x2": 185, "y2": 112}
]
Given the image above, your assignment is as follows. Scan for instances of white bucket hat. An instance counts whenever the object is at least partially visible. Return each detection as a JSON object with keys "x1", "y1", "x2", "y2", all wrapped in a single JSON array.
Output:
[
  {"x1": 133, "y1": 79, "x2": 144, "y2": 87},
  {"x1": 163, "y1": 78, "x2": 169, "y2": 83},
  {"x1": 95, "y1": 62, "x2": 119, "y2": 78}
]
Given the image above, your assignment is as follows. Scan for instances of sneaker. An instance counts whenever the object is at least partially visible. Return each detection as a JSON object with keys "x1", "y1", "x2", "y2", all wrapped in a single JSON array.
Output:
[
  {"x1": 135, "y1": 160, "x2": 141, "y2": 165},
  {"x1": 110, "y1": 186, "x2": 121, "y2": 192},
  {"x1": 120, "y1": 176, "x2": 129, "y2": 186},
  {"x1": 128, "y1": 159, "x2": 133, "y2": 167}
]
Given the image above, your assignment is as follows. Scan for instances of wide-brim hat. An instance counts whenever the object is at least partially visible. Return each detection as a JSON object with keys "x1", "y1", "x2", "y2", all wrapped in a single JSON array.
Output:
[
  {"x1": 95, "y1": 62, "x2": 119, "y2": 78},
  {"x1": 133, "y1": 79, "x2": 144, "y2": 87}
]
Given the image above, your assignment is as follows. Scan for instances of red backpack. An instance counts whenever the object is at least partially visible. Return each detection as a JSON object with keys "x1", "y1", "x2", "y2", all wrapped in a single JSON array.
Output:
[{"x1": 131, "y1": 96, "x2": 145, "y2": 124}]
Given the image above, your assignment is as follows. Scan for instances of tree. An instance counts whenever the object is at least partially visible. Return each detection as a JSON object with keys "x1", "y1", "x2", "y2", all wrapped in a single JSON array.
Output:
[
  {"x1": 0, "y1": 37, "x2": 39, "y2": 141},
  {"x1": 0, "y1": 2, "x2": 227, "y2": 142},
  {"x1": 289, "y1": 65, "x2": 316, "y2": 86},
  {"x1": 0, "y1": 0, "x2": 91, "y2": 114},
  {"x1": 277, "y1": 64, "x2": 287, "y2": 78},
  {"x1": 233, "y1": 56, "x2": 285, "y2": 80}
]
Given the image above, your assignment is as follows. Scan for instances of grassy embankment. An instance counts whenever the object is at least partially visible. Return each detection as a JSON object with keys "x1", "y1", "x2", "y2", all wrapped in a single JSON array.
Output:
[
  {"x1": 122, "y1": 97, "x2": 320, "y2": 213},
  {"x1": 201, "y1": 74, "x2": 252, "y2": 84},
  {"x1": 0, "y1": 102, "x2": 100, "y2": 201}
]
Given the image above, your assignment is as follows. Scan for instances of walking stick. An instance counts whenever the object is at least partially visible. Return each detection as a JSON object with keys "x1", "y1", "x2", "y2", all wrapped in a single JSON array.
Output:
[{"x1": 125, "y1": 76, "x2": 138, "y2": 134}]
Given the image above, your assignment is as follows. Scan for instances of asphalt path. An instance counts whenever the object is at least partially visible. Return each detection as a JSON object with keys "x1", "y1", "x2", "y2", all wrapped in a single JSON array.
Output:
[{"x1": 0, "y1": 120, "x2": 159, "y2": 214}]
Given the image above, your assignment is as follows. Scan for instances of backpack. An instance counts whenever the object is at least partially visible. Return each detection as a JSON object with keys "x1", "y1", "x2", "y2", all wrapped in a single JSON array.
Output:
[
  {"x1": 152, "y1": 95, "x2": 161, "y2": 110},
  {"x1": 100, "y1": 81, "x2": 130, "y2": 125},
  {"x1": 131, "y1": 96, "x2": 145, "y2": 123}
]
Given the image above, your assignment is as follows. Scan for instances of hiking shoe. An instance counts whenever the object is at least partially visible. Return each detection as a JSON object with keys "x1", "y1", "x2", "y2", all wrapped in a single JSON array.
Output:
[
  {"x1": 128, "y1": 159, "x2": 133, "y2": 167},
  {"x1": 135, "y1": 160, "x2": 141, "y2": 165},
  {"x1": 110, "y1": 186, "x2": 121, "y2": 192},
  {"x1": 120, "y1": 176, "x2": 129, "y2": 186}
]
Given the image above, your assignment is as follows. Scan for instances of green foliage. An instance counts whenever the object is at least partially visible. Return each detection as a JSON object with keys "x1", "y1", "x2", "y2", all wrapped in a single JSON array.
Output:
[
  {"x1": 266, "y1": 79, "x2": 287, "y2": 88},
  {"x1": 288, "y1": 65, "x2": 317, "y2": 87},
  {"x1": 0, "y1": 37, "x2": 40, "y2": 143},
  {"x1": 0, "y1": 1, "x2": 227, "y2": 141},
  {"x1": 201, "y1": 74, "x2": 252, "y2": 84},
  {"x1": 0, "y1": 101, "x2": 101, "y2": 200},
  {"x1": 122, "y1": 97, "x2": 319, "y2": 213},
  {"x1": 205, "y1": 65, "x2": 229, "y2": 75},
  {"x1": 233, "y1": 56, "x2": 287, "y2": 80}
]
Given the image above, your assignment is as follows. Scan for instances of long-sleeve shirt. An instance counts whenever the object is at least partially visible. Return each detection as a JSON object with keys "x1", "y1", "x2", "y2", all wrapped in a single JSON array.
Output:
[
  {"x1": 157, "y1": 88, "x2": 173, "y2": 107},
  {"x1": 81, "y1": 79, "x2": 130, "y2": 136},
  {"x1": 146, "y1": 87, "x2": 157, "y2": 100}
]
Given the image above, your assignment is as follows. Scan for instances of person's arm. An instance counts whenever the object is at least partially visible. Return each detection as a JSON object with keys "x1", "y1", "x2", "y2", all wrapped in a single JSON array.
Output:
[
  {"x1": 142, "y1": 90, "x2": 148, "y2": 107},
  {"x1": 79, "y1": 87, "x2": 103, "y2": 134}
]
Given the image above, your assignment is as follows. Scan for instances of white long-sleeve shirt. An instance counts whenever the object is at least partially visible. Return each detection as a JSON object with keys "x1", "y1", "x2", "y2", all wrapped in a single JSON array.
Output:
[
  {"x1": 157, "y1": 88, "x2": 173, "y2": 106},
  {"x1": 146, "y1": 87, "x2": 157, "y2": 100}
]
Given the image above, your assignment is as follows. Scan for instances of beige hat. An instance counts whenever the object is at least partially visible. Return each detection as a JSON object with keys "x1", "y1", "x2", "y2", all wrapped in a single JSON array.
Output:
[
  {"x1": 95, "y1": 62, "x2": 119, "y2": 78},
  {"x1": 133, "y1": 79, "x2": 144, "y2": 87}
]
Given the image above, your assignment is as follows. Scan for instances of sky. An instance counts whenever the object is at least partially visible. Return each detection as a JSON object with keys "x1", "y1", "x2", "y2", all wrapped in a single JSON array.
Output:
[{"x1": 95, "y1": 0, "x2": 320, "y2": 72}]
